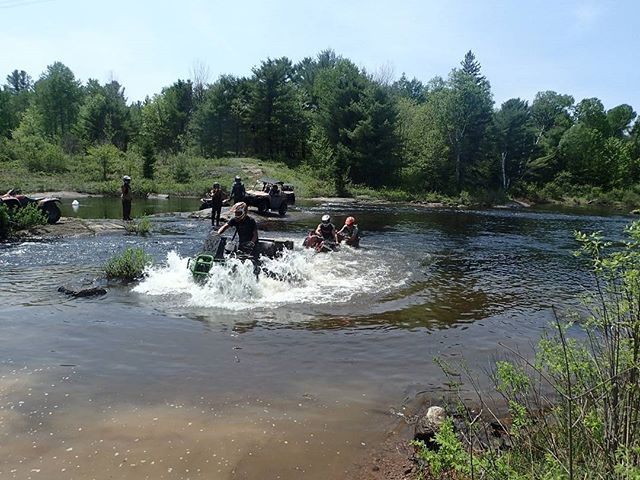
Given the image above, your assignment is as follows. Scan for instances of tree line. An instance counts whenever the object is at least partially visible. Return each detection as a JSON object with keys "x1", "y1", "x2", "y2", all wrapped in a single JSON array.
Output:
[{"x1": 1, "y1": 50, "x2": 639, "y2": 197}]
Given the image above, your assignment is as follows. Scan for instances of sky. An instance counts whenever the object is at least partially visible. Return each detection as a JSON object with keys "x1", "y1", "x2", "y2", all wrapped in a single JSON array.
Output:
[{"x1": 1, "y1": 0, "x2": 638, "y2": 111}]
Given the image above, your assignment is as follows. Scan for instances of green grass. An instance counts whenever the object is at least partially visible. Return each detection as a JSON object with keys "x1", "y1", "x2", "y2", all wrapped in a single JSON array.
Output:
[
  {"x1": 103, "y1": 247, "x2": 151, "y2": 280},
  {"x1": 0, "y1": 154, "x2": 332, "y2": 198}
]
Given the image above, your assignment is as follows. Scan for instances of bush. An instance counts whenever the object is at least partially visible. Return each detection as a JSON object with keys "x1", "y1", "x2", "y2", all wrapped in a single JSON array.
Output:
[
  {"x1": 124, "y1": 216, "x2": 152, "y2": 236},
  {"x1": 432, "y1": 221, "x2": 640, "y2": 479},
  {"x1": 21, "y1": 138, "x2": 68, "y2": 173},
  {"x1": 103, "y1": 247, "x2": 151, "y2": 280},
  {"x1": 0, "y1": 203, "x2": 10, "y2": 239},
  {"x1": 11, "y1": 203, "x2": 47, "y2": 230}
]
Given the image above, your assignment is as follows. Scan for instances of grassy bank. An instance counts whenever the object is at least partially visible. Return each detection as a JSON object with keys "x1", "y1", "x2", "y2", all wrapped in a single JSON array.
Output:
[
  {"x1": 4, "y1": 151, "x2": 640, "y2": 211},
  {"x1": 0, "y1": 153, "x2": 329, "y2": 198}
]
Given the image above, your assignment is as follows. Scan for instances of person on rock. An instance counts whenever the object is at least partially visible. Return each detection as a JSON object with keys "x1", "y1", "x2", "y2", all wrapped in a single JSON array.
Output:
[
  {"x1": 209, "y1": 182, "x2": 224, "y2": 227},
  {"x1": 230, "y1": 176, "x2": 246, "y2": 204},
  {"x1": 121, "y1": 175, "x2": 132, "y2": 221}
]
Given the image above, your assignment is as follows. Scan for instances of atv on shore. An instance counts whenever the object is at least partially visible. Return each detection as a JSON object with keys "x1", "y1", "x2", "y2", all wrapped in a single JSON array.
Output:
[{"x1": 0, "y1": 189, "x2": 62, "y2": 224}]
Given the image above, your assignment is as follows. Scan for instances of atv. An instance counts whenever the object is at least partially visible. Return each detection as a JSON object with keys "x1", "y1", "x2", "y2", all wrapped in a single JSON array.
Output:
[
  {"x1": 0, "y1": 189, "x2": 62, "y2": 224},
  {"x1": 243, "y1": 179, "x2": 295, "y2": 216},
  {"x1": 188, "y1": 231, "x2": 295, "y2": 282}
]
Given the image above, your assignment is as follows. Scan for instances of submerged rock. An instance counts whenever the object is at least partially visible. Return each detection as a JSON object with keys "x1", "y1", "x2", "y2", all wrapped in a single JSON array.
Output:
[{"x1": 58, "y1": 286, "x2": 107, "y2": 298}]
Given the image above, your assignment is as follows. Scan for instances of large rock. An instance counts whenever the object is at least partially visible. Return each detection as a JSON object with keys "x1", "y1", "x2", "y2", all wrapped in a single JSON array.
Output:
[{"x1": 414, "y1": 406, "x2": 446, "y2": 443}]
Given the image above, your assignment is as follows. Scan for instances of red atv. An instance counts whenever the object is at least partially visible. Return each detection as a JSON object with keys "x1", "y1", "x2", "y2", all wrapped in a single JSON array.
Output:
[
  {"x1": 302, "y1": 231, "x2": 340, "y2": 253},
  {"x1": 0, "y1": 189, "x2": 62, "y2": 224}
]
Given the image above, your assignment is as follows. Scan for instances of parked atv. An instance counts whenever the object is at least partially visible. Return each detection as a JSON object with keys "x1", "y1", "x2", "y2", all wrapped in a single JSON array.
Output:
[
  {"x1": 0, "y1": 189, "x2": 62, "y2": 224},
  {"x1": 244, "y1": 179, "x2": 295, "y2": 216}
]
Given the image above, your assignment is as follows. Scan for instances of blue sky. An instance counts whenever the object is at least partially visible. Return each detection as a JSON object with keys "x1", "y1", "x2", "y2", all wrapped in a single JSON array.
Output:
[{"x1": 1, "y1": 0, "x2": 638, "y2": 111}]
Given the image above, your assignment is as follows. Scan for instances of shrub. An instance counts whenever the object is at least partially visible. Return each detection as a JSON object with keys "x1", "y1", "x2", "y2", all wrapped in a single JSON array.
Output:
[
  {"x1": 124, "y1": 216, "x2": 152, "y2": 236},
  {"x1": 0, "y1": 203, "x2": 10, "y2": 239},
  {"x1": 413, "y1": 418, "x2": 469, "y2": 477},
  {"x1": 103, "y1": 247, "x2": 151, "y2": 280},
  {"x1": 11, "y1": 203, "x2": 47, "y2": 230}
]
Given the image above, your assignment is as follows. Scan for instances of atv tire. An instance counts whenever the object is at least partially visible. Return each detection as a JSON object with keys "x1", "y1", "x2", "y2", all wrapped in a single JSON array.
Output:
[
  {"x1": 258, "y1": 199, "x2": 269, "y2": 214},
  {"x1": 278, "y1": 201, "x2": 288, "y2": 216},
  {"x1": 42, "y1": 202, "x2": 61, "y2": 224}
]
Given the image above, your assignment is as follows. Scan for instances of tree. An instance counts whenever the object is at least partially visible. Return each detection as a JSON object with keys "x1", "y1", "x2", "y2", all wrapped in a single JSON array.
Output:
[
  {"x1": 530, "y1": 91, "x2": 574, "y2": 149},
  {"x1": 189, "y1": 75, "x2": 246, "y2": 157},
  {"x1": 558, "y1": 123, "x2": 608, "y2": 186},
  {"x1": 574, "y1": 97, "x2": 609, "y2": 135},
  {"x1": 32, "y1": 62, "x2": 83, "y2": 139},
  {"x1": 249, "y1": 57, "x2": 307, "y2": 164},
  {"x1": 350, "y1": 82, "x2": 400, "y2": 186},
  {"x1": 141, "y1": 79, "x2": 193, "y2": 153},
  {"x1": 392, "y1": 73, "x2": 426, "y2": 103},
  {"x1": 5, "y1": 70, "x2": 32, "y2": 93},
  {"x1": 434, "y1": 53, "x2": 493, "y2": 191},
  {"x1": 312, "y1": 59, "x2": 368, "y2": 194},
  {"x1": 493, "y1": 98, "x2": 535, "y2": 190},
  {"x1": 76, "y1": 79, "x2": 131, "y2": 149},
  {"x1": 606, "y1": 104, "x2": 637, "y2": 138}
]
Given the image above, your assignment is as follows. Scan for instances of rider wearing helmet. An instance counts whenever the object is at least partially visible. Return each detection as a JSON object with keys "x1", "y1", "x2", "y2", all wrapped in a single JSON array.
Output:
[
  {"x1": 121, "y1": 175, "x2": 132, "y2": 221},
  {"x1": 218, "y1": 202, "x2": 258, "y2": 254},
  {"x1": 209, "y1": 181, "x2": 224, "y2": 227},
  {"x1": 315, "y1": 214, "x2": 338, "y2": 243},
  {"x1": 337, "y1": 216, "x2": 360, "y2": 247},
  {"x1": 230, "y1": 176, "x2": 245, "y2": 204}
]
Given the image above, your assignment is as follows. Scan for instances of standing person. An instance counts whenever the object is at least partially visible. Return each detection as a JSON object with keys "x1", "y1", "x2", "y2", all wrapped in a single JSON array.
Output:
[
  {"x1": 209, "y1": 182, "x2": 224, "y2": 227},
  {"x1": 337, "y1": 216, "x2": 360, "y2": 247},
  {"x1": 218, "y1": 202, "x2": 258, "y2": 255},
  {"x1": 121, "y1": 175, "x2": 132, "y2": 221},
  {"x1": 230, "y1": 176, "x2": 245, "y2": 204}
]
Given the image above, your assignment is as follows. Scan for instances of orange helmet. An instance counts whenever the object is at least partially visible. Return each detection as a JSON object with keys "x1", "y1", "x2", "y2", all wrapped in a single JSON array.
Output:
[{"x1": 345, "y1": 216, "x2": 355, "y2": 225}]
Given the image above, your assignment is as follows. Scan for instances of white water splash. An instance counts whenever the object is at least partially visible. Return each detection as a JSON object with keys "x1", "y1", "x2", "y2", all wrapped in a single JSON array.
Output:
[{"x1": 134, "y1": 247, "x2": 407, "y2": 311}]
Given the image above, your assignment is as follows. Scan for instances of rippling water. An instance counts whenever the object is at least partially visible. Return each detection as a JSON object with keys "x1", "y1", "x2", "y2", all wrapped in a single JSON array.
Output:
[{"x1": 0, "y1": 201, "x2": 633, "y2": 479}]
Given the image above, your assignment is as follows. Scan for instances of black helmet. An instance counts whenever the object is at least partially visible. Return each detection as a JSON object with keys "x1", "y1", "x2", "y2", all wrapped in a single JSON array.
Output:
[{"x1": 213, "y1": 182, "x2": 220, "y2": 188}]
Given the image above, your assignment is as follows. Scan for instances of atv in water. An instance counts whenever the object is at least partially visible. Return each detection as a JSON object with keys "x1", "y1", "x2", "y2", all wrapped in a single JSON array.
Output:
[
  {"x1": 188, "y1": 231, "x2": 294, "y2": 282},
  {"x1": 0, "y1": 189, "x2": 62, "y2": 224},
  {"x1": 302, "y1": 231, "x2": 340, "y2": 253}
]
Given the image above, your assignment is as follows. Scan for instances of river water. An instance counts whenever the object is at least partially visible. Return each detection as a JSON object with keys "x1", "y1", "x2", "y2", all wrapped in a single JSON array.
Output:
[{"x1": 0, "y1": 198, "x2": 633, "y2": 479}]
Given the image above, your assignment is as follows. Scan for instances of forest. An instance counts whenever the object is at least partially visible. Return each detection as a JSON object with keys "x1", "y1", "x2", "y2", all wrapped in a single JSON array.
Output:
[{"x1": 1, "y1": 49, "x2": 639, "y2": 202}]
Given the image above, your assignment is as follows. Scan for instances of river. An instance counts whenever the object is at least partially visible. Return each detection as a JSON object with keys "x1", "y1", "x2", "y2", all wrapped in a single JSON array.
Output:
[{"x1": 0, "y1": 198, "x2": 633, "y2": 479}]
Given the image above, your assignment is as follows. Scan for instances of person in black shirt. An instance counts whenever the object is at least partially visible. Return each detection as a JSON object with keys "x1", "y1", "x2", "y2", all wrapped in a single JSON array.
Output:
[
  {"x1": 315, "y1": 214, "x2": 338, "y2": 243},
  {"x1": 218, "y1": 202, "x2": 258, "y2": 254},
  {"x1": 209, "y1": 182, "x2": 224, "y2": 226},
  {"x1": 121, "y1": 175, "x2": 132, "y2": 221},
  {"x1": 230, "y1": 176, "x2": 246, "y2": 204}
]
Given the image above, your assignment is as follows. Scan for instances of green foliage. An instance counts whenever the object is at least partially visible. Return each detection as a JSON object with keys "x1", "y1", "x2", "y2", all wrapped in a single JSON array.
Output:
[
  {"x1": 413, "y1": 418, "x2": 469, "y2": 477},
  {"x1": 103, "y1": 247, "x2": 151, "y2": 280},
  {"x1": 10, "y1": 203, "x2": 47, "y2": 230},
  {"x1": 124, "y1": 216, "x2": 152, "y2": 236},
  {"x1": 0, "y1": 203, "x2": 10, "y2": 239},
  {"x1": 1, "y1": 53, "x2": 640, "y2": 204},
  {"x1": 422, "y1": 221, "x2": 640, "y2": 479},
  {"x1": 87, "y1": 143, "x2": 122, "y2": 181}
]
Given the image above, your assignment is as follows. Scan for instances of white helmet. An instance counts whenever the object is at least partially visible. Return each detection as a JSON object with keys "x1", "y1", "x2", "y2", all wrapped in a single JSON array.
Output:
[
  {"x1": 232, "y1": 202, "x2": 248, "y2": 220},
  {"x1": 321, "y1": 214, "x2": 331, "y2": 223},
  {"x1": 123, "y1": 175, "x2": 131, "y2": 182}
]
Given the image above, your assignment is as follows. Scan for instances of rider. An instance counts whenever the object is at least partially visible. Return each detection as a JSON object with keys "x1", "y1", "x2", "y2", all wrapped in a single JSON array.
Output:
[
  {"x1": 337, "y1": 216, "x2": 360, "y2": 247},
  {"x1": 230, "y1": 176, "x2": 246, "y2": 204},
  {"x1": 218, "y1": 202, "x2": 258, "y2": 254},
  {"x1": 315, "y1": 214, "x2": 338, "y2": 244},
  {"x1": 209, "y1": 182, "x2": 224, "y2": 227}
]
